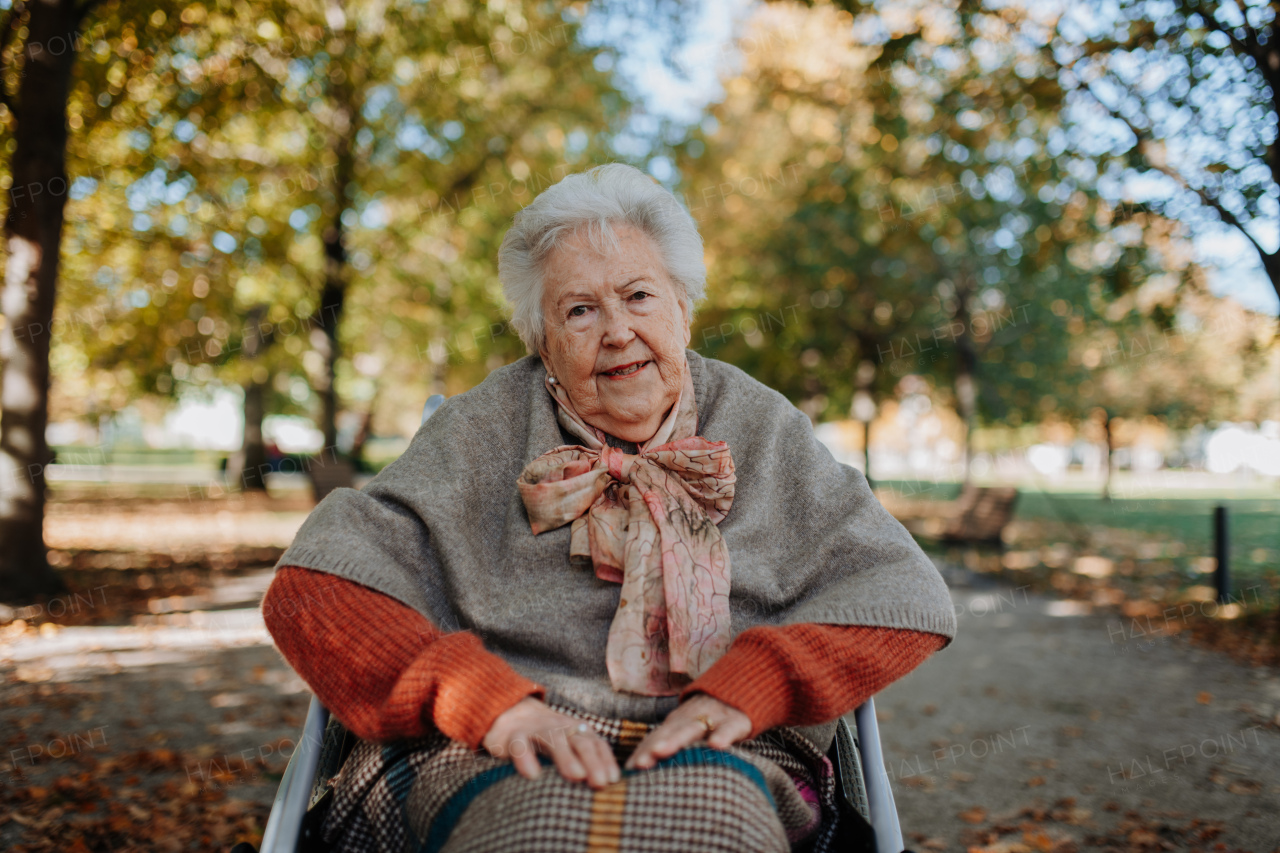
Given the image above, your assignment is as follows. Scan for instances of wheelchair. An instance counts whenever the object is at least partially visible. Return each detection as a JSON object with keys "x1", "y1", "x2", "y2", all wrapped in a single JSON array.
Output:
[
  {"x1": 238, "y1": 395, "x2": 909, "y2": 853},
  {"x1": 240, "y1": 694, "x2": 906, "y2": 853}
]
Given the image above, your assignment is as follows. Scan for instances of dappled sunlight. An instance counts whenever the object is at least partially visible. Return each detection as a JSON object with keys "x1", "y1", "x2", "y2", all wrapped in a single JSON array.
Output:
[{"x1": 1, "y1": 608, "x2": 282, "y2": 683}]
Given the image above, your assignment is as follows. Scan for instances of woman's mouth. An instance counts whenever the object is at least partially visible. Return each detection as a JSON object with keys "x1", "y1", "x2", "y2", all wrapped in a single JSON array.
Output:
[{"x1": 600, "y1": 360, "x2": 649, "y2": 379}]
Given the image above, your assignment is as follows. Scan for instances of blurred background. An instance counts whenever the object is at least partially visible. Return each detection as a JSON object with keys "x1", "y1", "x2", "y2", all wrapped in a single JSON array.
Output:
[{"x1": 1, "y1": 0, "x2": 1278, "y2": 850}]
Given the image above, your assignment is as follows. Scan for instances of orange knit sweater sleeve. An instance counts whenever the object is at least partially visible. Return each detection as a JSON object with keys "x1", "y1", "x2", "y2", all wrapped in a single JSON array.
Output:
[
  {"x1": 264, "y1": 566, "x2": 946, "y2": 748},
  {"x1": 682, "y1": 623, "x2": 948, "y2": 738},
  {"x1": 263, "y1": 566, "x2": 544, "y2": 749}
]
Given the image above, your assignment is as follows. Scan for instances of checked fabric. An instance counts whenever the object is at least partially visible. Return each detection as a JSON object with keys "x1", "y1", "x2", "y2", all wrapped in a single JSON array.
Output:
[{"x1": 320, "y1": 704, "x2": 840, "y2": 853}]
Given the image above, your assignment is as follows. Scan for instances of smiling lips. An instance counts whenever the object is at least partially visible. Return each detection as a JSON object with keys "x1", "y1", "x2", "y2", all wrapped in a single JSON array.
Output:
[{"x1": 600, "y1": 360, "x2": 650, "y2": 379}]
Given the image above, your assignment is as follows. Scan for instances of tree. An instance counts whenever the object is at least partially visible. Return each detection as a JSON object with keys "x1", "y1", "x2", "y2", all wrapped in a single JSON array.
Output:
[
  {"x1": 1053, "y1": 0, "x2": 1280, "y2": 302},
  {"x1": 51, "y1": 0, "x2": 623, "y2": 480},
  {"x1": 678, "y1": 1, "x2": 1157, "y2": 481},
  {"x1": 1070, "y1": 269, "x2": 1276, "y2": 496},
  {"x1": 0, "y1": 0, "x2": 97, "y2": 601}
]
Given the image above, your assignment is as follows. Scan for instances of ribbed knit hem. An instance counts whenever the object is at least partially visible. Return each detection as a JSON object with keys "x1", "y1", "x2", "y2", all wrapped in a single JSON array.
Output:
[
  {"x1": 428, "y1": 632, "x2": 546, "y2": 749},
  {"x1": 681, "y1": 624, "x2": 949, "y2": 737},
  {"x1": 682, "y1": 628, "x2": 798, "y2": 737}
]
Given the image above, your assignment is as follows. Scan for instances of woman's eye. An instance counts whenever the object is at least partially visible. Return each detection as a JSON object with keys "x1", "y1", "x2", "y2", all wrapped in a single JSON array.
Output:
[
  {"x1": 568, "y1": 305, "x2": 587, "y2": 318},
  {"x1": 630, "y1": 291, "x2": 650, "y2": 301}
]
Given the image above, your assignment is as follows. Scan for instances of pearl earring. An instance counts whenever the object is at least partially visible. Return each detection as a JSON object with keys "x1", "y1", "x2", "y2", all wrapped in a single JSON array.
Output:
[{"x1": 548, "y1": 376, "x2": 557, "y2": 385}]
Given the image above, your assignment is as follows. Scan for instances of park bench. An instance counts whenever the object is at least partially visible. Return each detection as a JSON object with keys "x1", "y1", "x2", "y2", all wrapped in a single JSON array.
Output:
[{"x1": 940, "y1": 484, "x2": 1019, "y2": 545}]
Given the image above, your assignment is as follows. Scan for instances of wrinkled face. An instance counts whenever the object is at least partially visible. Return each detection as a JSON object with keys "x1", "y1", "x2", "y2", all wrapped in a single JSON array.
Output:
[{"x1": 539, "y1": 224, "x2": 691, "y2": 443}]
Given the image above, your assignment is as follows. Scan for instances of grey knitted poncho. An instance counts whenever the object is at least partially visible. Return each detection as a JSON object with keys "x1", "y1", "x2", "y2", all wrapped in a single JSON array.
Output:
[{"x1": 276, "y1": 350, "x2": 956, "y2": 723}]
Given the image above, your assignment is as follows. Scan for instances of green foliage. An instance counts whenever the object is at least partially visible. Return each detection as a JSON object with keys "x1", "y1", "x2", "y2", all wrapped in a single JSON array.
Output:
[
  {"x1": 43, "y1": 0, "x2": 624, "y2": 435},
  {"x1": 1051, "y1": 0, "x2": 1278, "y2": 297},
  {"x1": 678, "y1": 1, "x2": 1221, "y2": 428}
]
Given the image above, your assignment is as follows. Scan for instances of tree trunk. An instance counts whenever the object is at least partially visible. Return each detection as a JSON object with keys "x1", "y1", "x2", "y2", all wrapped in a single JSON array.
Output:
[
  {"x1": 347, "y1": 384, "x2": 378, "y2": 468},
  {"x1": 312, "y1": 239, "x2": 345, "y2": 453},
  {"x1": 1260, "y1": 249, "x2": 1280, "y2": 306},
  {"x1": 307, "y1": 53, "x2": 357, "y2": 501},
  {"x1": 1102, "y1": 414, "x2": 1115, "y2": 501},
  {"x1": 860, "y1": 419, "x2": 872, "y2": 486},
  {"x1": 852, "y1": 356, "x2": 877, "y2": 488},
  {"x1": 0, "y1": 0, "x2": 84, "y2": 603},
  {"x1": 309, "y1": 80, "x2": 355, "y2": 457},
  {"x1": 234, "y1": 304, "x2": 272, "y2": 491},
  {"x1": 953, "y1": 280, "x2": 978, "y2": 486},
  {"x1": 238, "y1": 380, "x2": 268, "y2": 490}
]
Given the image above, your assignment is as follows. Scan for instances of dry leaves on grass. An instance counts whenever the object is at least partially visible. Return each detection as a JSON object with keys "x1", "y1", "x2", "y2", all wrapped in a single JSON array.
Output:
[
  {"x1": 955, "y1": 799, "x2": 1255, "y2": 853},
  {"x1": 0, "y1": 750, "x2": 270, "y2": 852}
]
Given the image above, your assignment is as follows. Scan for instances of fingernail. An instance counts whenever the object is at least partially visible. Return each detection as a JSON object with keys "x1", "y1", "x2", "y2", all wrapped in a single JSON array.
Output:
[{"x1": 610, "y1": 768, "x2": 621, "y2": 783}]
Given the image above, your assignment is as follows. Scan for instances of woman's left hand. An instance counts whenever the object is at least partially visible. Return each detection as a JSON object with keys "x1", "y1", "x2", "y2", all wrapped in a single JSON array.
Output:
[{"x1": 624, "y1": 693, "x2": 752, "y2": 771}]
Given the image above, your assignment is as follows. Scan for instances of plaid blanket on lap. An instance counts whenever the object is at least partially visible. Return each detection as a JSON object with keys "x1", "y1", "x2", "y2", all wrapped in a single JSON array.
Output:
[{"x1": 322, "y1": 705, "x2": 840, "y2": 853}]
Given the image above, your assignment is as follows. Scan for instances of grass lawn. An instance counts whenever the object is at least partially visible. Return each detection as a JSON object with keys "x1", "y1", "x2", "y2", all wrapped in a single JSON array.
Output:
[{"x1": 876, "y1": 479, "x2": 1280, "y2": 582}]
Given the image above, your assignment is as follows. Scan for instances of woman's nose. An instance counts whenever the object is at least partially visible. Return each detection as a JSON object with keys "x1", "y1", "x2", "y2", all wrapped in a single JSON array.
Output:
[{"x1": 599, "y1": 309, "x2": 636, "y2": 348}]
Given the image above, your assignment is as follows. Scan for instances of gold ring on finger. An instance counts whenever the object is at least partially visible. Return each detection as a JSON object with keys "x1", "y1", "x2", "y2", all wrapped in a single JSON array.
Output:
[{"x1": 695, "y1": 714, "x2": 717, "y2": 735}]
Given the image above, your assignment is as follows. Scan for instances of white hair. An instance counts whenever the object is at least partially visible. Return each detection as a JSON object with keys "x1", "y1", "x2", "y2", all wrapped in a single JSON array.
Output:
[{"x1": 498, "y1": 163, "x2": 706, "y2": 354}]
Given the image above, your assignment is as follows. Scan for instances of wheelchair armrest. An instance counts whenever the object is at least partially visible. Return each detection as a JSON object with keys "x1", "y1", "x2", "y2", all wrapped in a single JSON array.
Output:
[
  {"x1": 855, "y1": 697, "x2": 905, "y2": 853},
  {"x1": 260, "y1": 695, "x2": 329, "y2": 853}
]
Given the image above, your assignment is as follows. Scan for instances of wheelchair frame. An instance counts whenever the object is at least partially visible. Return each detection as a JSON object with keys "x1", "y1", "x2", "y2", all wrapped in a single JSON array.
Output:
[{"x1": 254, "y1": 694, "x2": 905, "y2": 853}]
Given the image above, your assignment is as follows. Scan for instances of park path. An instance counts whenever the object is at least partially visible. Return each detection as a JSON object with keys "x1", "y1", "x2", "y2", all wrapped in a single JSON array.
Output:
[
  {"x1": 3, "y1": 560, "x2": 1279, "y2": 851},
  {"x1": 881, "y1": 563, "x2": 1280, "y2": 852}
]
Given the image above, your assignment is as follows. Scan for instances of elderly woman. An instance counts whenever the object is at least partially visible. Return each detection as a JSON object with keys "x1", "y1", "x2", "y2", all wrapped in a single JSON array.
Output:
[{"x1": 263, "y1": 164, "x2": 955, "y2": 852}]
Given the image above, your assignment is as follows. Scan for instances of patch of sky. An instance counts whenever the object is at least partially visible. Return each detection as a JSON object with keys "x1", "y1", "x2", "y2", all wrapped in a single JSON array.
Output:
[
  {"x1": 647, "y1": 156, "x2": 674, "y2": 182},
  {"x1": 566, "y1": 128, "x2": 589, "y2": 154},
  {"x1": 70, "y1": 177, "x2": 98, "y2": 201},
  {"x1": 132, "y1": 214, "x2": 152, "y2": 232},
  {"x1": 441, "y1": 120, "x2": 464, "y2": 141},
  {"x1": 128, "y1": 129, "x2": 151, "y2": 152},
  {"x1": 360, "y1": 199, "x2": 387, "y2": 229},
  {"x1": 165, "y1": 174, "x2": 195, "y2": 205},
  {"x1": 173, "y1": 119, "x2": 198, "y2": 143},
  {"x1": 126, "y1": 169, "x2": 168, "y2": 212},
  {"x1": 850, "y1": 12, "x2": 889, "y2": 46},
  {"x1": 362, "y1": 85, "x2": 397, "y2": 121},
  {"x1": 289, "y1": 208, "x2": 311, "y2": 230},
  {"x1": 578, "y1": 0, "x2": 751, "y2": 156},
  {"x1": 287, "y1": 59, "x2": 312, "y2": 90},
  {"x1": 129, "y1": 289, "x2": 150, "y2": 308},
  {"x1": 212, "y1": 231, "x2": 238, "y2": 253},
  {"x1": 228, "y1": 178, "x2": 250, "y2": 208}
]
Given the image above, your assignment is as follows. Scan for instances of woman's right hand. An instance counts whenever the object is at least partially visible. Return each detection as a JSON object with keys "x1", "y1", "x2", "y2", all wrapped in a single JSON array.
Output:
[{"x1": 482, "y1": 697, "x2": 620, "y2": 789}]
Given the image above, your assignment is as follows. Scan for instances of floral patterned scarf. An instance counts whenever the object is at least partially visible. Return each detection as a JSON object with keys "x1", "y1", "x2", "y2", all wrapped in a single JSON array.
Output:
[{"x1": 517, "y1": 359, "x2": 736, "y2": 695}]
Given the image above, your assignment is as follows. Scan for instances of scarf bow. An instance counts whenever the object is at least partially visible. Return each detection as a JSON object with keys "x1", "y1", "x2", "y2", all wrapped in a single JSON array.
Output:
[{"x1": 517, "y1": 366, "x2": 735, "y2": 695}]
